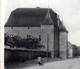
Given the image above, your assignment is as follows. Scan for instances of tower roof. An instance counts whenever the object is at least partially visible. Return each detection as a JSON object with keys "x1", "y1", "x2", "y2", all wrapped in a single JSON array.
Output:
[
  {"x1": 41, "y1": 9, "x2": 54, "y2": 25},
  {"x1": 59, "y1": 21, "x2": 68, "y2": 32}
]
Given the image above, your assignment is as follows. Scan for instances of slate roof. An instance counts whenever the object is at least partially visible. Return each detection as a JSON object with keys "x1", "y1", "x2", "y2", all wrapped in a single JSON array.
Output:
[
  {"x1": 59, "y1": 21, "x2": 68, "y2": 32},
  {"x1": 41, "y1": 10, "x2": 54, "y2": 25},
  {"x1": 5, "y1": 8, "x2": 57, "y2": 27}
]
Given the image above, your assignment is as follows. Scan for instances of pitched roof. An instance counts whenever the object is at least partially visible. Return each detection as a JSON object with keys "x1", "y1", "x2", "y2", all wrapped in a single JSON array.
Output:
[
  {"x1": 41, "y1": 10, "x2": 54, "y2": 25},
  {"x1": 5, "y1": 8, "x2": 58, "y2": 27},
  {"x1": 59, "y1": 21, "x2": 68, "y2": 32}
]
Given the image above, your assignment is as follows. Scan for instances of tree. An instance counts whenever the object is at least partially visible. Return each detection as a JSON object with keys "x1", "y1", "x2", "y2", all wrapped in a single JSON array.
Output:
[
  {"x1": 72, "y1": 45, "x2": 79, "y2": 57},
  {"x1": 25, "y1": 37, "x2": 44, "y2": 49},
  {"x1": 4, "y1": 35, "x2": 44, "y2": 49}
]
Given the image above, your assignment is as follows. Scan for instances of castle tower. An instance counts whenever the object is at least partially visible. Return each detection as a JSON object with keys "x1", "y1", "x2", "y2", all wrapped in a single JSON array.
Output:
[
  {"x1": 59, "y1": 21, "x2": 68, "y2": 59},
  {"x1": 41, "y1": 8, "x2": 54, "y2": 58}
]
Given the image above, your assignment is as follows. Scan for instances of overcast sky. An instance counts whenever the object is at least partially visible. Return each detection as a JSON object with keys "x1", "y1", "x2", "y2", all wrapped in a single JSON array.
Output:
[{"x1": 3, "y1": 0, "x2": 80, "y2": 46}]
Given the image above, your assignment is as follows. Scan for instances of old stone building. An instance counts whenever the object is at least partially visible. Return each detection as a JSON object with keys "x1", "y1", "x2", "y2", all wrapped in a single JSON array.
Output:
[
  {"x1": 59, "y1": 20, "x2": 68, "y2": 59},
  {"x1": 68, "y1": 42, "x2": 73, "y2": 58},
  {"x1": 5, "y1": 8, "x2": 68, "y2": 59}
]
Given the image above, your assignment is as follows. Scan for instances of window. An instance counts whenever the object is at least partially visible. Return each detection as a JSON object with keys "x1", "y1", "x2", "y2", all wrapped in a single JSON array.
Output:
[
  {"x1": 39, "y1": 35, "x2": 41, "y2": 41},
  {"x1": 27, "y1": 35, "x2": 31, "y2": 38}
]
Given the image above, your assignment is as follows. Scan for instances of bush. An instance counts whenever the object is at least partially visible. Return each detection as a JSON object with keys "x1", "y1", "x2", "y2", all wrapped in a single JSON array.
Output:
[{"x1": 4, "y1": 35, "x2": 44, "y2": 49}]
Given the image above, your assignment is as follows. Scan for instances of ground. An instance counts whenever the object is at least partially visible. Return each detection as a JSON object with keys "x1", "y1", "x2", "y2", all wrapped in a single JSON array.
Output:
[
  {"x1": 23, "y1": 58, "x2": 80, "y2": 69},
  {"x1": 5, "y1": 58, "x2": 80, "y2": 69}
]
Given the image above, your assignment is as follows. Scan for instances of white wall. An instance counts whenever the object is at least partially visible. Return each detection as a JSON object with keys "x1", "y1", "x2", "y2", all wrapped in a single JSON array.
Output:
[
  {"x1": 59, "y1": 32, "x2": 68, "y2": 59},
  {"x1": 5, "y1": 27, "x2": 41, "y2": 38},
  {"x1": 5, "y1": 26, "x2": 54, "y2": 55},
  {"x1": 41, "y1": 25, "x2": 54, "y2": 58},
  {"x1": 68, "y1": 49, "x2": 73, "y2": 58},
  {"x1": 68, "y1": 42, "x2": 73, "y2": 58}
]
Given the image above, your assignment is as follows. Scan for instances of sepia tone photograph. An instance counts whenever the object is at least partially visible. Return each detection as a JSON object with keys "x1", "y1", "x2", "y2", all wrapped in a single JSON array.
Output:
[{"x1": 3, "y1": 0, "x2": 80, "y2": 69}]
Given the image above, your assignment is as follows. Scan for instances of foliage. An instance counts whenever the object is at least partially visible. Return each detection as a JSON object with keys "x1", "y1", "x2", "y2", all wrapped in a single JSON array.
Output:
[
  {"x1": 4, "y1": 35, "x2": 44, "y2": 49},
  {"x1": 72, "y1": 45, "x2": 79, "y2": 57}
]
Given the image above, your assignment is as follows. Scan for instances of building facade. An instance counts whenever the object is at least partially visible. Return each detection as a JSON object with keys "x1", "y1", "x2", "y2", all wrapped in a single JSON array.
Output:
[
  {"x1": 68, "y1": 42, "x2": 73, "y2": 58},
  {"x1": 5, "y1": 8, "x2": 68, "y2": 59}
]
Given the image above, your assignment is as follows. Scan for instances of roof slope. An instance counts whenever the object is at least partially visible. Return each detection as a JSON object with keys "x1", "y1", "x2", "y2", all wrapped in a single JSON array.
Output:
[
  {"x1": 59, "y1": 21, "x2": 68, "y2": 32},
  {"x1": 5, "y1": 8, "x2": 58, "y2": 27},
  {"x1": 41, "y1": 10, "x2": 54, "y2": 25}
]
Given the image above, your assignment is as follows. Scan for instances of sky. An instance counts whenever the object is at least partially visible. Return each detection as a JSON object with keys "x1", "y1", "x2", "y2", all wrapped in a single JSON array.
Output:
[{"x1": 3, "y1": 0, "x2": 80, "y2": 46}]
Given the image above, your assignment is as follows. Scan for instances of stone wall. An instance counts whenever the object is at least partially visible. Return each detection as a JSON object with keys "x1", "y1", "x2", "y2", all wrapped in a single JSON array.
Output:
[
  {"x1": 68, "y1": 42, "x2": 73, "y2": 58},
  {"x1": 59, "y1": 32, "x2": 68, "y2": 59},
  {"x1": 41, "y1": 25, "x2": 54, "y2": 58},
  {"x1": 5, "y1": 27, "x2": 41, "y2": 38},
  {"x1": 54, "y1": 26, "x2": 59, "y2": 58},
  {"x1": 5, "y1": 48, "x2": 51, "y2": 63},
  {"x1": 5, "y1": 26, "x2": 54, "y2": 54}
]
